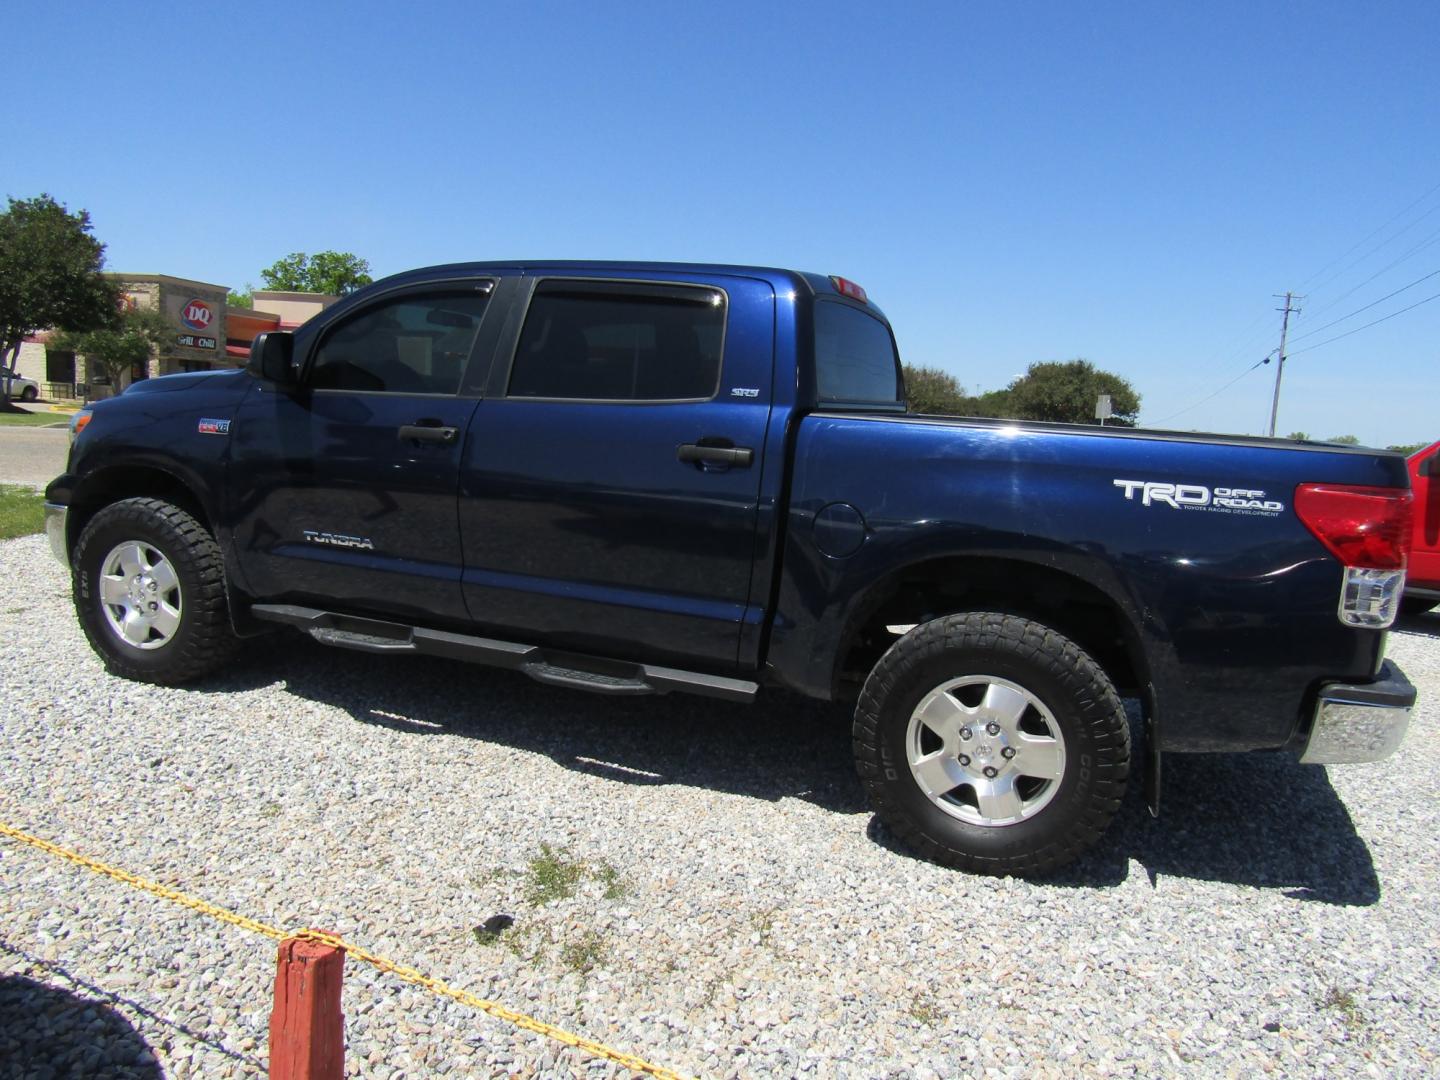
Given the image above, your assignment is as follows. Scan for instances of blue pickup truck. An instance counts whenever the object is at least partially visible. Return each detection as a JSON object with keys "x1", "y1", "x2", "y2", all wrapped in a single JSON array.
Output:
[{"x1": 45, "y1": 262, "x2": 1418, "y2": 874}]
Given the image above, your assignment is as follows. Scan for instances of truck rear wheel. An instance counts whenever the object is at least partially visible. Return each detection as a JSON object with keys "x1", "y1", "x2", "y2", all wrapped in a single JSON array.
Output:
[
  {"x1": 853, "y1": 612, "x2": 1130, "y2": 875},
  {"x1": 72, "y1": 497, "x2": 240, "y2": 685}
]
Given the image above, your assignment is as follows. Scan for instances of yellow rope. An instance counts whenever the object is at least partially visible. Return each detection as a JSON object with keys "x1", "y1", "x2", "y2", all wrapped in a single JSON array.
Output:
[{"x1": 0, "y1": 821, "x2": 691, "y2": 1080}]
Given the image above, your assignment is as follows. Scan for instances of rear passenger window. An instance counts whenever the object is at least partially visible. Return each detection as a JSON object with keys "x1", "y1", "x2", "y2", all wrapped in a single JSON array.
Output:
[
  {"x1": 508, "y1": 281, "x2": 725, "y2": 401},
  {"x1": 310, "y1": 290, "x2": 491, "y2": 395},
  {"x1": 814, "y1": 301, "x2": 902, "y2": 406}
]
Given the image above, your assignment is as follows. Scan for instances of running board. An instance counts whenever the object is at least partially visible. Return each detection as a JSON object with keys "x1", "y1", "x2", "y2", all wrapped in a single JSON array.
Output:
[{"x1": 249, "y1": 604, "x2": 759, "y2": 704}]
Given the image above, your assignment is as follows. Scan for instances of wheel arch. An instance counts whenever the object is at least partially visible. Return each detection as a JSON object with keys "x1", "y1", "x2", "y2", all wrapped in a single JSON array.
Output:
[
  {"x1": 832, "y1": 554, "x2": 1153, "y2": 703},
  {"x1": 67, "y1": 463, "x2": 218, "y2": 560}
]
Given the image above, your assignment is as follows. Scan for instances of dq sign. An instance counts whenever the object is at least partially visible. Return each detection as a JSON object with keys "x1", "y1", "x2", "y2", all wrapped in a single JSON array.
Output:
[{"x1": 181, "y1": 298, "x2": 213, "y2": 332}]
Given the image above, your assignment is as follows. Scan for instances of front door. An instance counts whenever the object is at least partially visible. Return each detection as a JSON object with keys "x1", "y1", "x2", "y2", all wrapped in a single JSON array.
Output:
[
  {"x1": 458, "y1": 274, "x2": 775, "y2": 669},
  {"x1": 229, "y1": 282, "x2": 496, "y2": 625}
]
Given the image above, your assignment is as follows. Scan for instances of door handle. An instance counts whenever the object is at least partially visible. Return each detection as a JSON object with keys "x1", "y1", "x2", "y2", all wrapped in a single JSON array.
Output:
[
  {"x1": 678, "y1": 442, "x2": 753, "y2": 467},
  {"x1": 398, "y1": 423, "x2": 459, "y2": 444}
]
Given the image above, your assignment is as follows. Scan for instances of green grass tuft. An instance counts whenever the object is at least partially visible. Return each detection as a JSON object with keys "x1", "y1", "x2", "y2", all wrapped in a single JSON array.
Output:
[
  {"x1": 0, "y1": 411, "x2": 67, "y2": 427},
  {"x1": 0, "y1": 485, "x2": 46, "y2": 541}
]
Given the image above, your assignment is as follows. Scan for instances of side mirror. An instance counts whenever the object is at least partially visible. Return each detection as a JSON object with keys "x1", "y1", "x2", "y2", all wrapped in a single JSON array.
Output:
[{"x1": 248, "y1": 332, "x2": 296, "y2": 385}]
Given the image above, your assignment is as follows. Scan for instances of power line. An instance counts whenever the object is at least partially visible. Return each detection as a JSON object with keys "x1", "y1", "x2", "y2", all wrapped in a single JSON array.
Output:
[
  {"x1": 1288, "y1": 266, "x2": 1440, "y2": 343},
  {"x1": 1290, "y1": 288, "x2": 1440, "y2": 355},
  {"x1": 1300, "y1": 222, "x2": 1440, "y2": 322},
  {"x1": 1299, "y1": 179, "x2": 1440, "y2": 296},
  {"x1": 1148, "y1": 353, "x2": 1274, "y2": 427}
]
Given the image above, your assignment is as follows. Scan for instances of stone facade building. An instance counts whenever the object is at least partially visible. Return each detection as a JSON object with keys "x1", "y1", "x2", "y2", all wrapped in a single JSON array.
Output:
[{"x1": 15, "y1": 275, "x2": 336, "y2": 399}]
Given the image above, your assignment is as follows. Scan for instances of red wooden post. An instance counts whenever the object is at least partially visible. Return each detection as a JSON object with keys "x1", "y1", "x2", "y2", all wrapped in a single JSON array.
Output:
[{"x1": 269, "y1": 935, "x2": 345, "y2": 1080}]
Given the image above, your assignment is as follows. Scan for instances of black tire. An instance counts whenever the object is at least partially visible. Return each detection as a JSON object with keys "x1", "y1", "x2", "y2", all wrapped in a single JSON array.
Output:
[
  {"x1": 853, "y1": 612, "x2": 1130, "y2": 876},
  {"x1": 72, "y1": 497, "x2": 240, "y2": 684},
  {"x1": 1400, "y1": 596, "x2": 1437, "y2": 617},
  {"x1": 20, "y1": 385, "x2": 38, "y2": 402}
]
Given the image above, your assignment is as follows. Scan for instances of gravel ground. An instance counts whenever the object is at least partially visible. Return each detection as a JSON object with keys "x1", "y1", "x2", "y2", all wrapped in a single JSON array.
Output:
[{"x1": 2, "y1": 528, "x2": 1438, "y2": 1078}]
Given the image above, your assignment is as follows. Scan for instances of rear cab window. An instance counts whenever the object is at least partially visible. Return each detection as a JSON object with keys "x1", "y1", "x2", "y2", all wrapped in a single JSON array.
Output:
[
  {"x1": 813, "y1": 300, "x2": 903, "y2": 409},
  {"x1": 507, "y1": 280, "x2": 726, "y2": 402}
]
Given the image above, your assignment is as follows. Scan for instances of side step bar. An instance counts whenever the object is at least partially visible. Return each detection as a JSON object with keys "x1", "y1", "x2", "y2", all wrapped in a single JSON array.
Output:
[{"x1": 249, "y1": 604, "x2": 759, "y2": 704}]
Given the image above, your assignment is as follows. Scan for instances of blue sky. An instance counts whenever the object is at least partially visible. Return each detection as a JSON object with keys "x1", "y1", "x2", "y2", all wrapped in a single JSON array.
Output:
[{"x1": 5, "y1": 1, "x2": 1437, "y2": 446}]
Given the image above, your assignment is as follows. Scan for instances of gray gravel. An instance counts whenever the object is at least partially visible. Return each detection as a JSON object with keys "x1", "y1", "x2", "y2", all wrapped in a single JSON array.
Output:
[{"x1": 2, "y1": 528, "x2": 1438, "y2": 1078}]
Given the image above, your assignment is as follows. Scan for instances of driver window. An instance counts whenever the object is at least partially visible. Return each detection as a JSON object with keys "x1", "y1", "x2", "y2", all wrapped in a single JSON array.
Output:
[{"x1": 310, "y1": 290, "x2": 491, "y2": 394}]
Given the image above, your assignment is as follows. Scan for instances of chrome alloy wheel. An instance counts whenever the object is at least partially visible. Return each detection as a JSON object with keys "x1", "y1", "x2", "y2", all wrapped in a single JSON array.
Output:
[
  {"x1": 905, "y1": 675, "x2": 1067, "y2": 827},
  {"x1": 98, "y1": 540, "x2": 182, "y2": 650}
]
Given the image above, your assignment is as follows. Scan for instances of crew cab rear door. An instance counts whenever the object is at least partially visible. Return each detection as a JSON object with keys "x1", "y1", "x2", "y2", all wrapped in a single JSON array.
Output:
[
  {"x1": 228, "y1": 278, "x2": 501, "y2": 624},
  {"x1": 458, "y1": 272, "x2": 775, "y2": 670}
]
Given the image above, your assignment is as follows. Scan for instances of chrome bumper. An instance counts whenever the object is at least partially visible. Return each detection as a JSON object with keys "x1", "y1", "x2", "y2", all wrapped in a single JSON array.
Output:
[
  {"x1": 1299, "y1": 660, "x2": 1416, "y2": 765},
  {"x1": 44, "y1": 502, "x2": 68, "y2": 564}
]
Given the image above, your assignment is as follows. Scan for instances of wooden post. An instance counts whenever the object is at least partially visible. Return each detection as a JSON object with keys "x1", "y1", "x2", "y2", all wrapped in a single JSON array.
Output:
[{"x1": 269, "y1": 935, "x2": 345, "y2": 1080}]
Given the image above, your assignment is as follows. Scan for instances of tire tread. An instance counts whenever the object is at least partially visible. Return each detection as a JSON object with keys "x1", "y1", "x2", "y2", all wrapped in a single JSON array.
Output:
[
  {"x1": 853, "y1": 611, "x2": 1130, "y2": 876},
  {"x1": 73, "y1": 497, "x2": 240, "y2": 685}
]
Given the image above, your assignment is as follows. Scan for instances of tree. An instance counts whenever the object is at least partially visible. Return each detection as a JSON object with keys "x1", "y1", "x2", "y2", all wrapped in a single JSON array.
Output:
[
  {"x1": 1002, "y1": 359, "x2": 1140, "y2": 426},
  {"x1": 903, "y1": 364, "x2": 969, "y2": 414},
  {"x1": 227, "y1": 283, "x2": 254, "y2": 309},
  {"x1": 1326, "y1": 434, "x2": 1361, "y2": 445},
  {"x1": 1285, "y1": 431, "x2": 1312, "y2": 442},
  {"x1": 0, "y1": 194, "x2": 117, "y2": 404},
  {"x1": 53, "y1": 307, "x2": 171, "y2": 392},
  {"x1": 1388, "y1": 442, "x2": 1425, "y2": 456},
  {"x1": 260, "y1": 251, "x2": 372, "y2": 295}
]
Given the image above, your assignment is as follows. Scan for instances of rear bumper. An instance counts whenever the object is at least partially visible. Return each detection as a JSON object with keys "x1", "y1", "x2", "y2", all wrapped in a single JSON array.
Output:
[
  {"x1": 44, "y1": 502, "x2": 67, "y2": 564},
  {"x1": 1299, "y1": 660, "x2": 1416, "y2": 765}
]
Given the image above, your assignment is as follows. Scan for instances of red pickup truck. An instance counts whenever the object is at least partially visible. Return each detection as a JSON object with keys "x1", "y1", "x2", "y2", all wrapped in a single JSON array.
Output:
[{"x1": 1406, "y1": 440, "x2": 1440, "y2": 615}]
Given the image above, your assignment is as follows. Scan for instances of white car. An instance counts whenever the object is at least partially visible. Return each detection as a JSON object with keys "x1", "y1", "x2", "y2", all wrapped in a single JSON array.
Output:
[{"x1": 1, "y1": 367, "x2": 39, "y2": 402}]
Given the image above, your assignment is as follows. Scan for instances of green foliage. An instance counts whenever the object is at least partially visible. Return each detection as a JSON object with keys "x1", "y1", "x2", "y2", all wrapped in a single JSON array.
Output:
[
  {"x1": 1387, "y1": 442, "x2": 1425, "y2": 456},
  {"x1": 903, "y1": 364, "x2": 969, "y2": 415},
  {"x1": 0, "y1": 484, "x2": 46, "y2": 540},
  {"x1": 523, "y1": 843, "x2": 587, "y2": 905},
  {"x1": 1003, "y1": 359, "x2": 1140, "y2": 426},
  {"x1": 522, "y1": 843, "x2": 626, "y2": 905},
  {"x1": 1286, "y1": 431, "x2": 1311, "y2": 442},
  {"x1": 54, "y1": 306, "x2": 172, "y2": 389},
  {"x1": 260, "y1": 251, "x2": 373, "y2": 296},
  {"x1": 0, "y1": 194, "x2": 117, "y2": 399},
  {"x1": 901, "y1": 365, "x2": 1010, "y2": 418},
  {"x1": 227, "y1": 284, "x2": 254, "y2": 309},
  {"x1": 559, "y1": 930, "x2": 608, "y2": 974},
  {"x1": 903, "y1": 359, "x2": 1138, "y2": 424},
  {"x1": 1326, "y1": 434, "x2": 1361, "y2": 445}
]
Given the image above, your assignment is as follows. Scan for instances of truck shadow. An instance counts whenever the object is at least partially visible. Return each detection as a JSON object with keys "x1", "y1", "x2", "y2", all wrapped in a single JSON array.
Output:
[
  {"x1": 990, "y1": 749, "x2": 1379, "y2": 905},
  {"x1": 1394, "y1": 609, "x2": 1440, "y2": 639},
  {"x1": 0, "y1": 967, "x2": 163, "y2": 1078},
  {"x1": 210, "y1": 636, "x2": 1379, "y2": 906}
]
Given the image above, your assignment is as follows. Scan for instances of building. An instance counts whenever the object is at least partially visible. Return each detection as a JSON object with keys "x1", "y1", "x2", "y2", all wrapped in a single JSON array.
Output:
[{"x1": 14, "y1": 275, "x2": 337, "y2": 399}]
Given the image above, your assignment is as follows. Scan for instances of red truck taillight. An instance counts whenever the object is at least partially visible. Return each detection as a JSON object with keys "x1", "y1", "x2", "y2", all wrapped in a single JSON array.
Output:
[{"x1": 1294, "y1": 483, "x2": 1413, "y2": 628}]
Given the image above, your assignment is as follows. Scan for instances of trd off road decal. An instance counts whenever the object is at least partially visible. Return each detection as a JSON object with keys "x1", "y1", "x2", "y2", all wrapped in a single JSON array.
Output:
[{"x1": 1113, "y1": 479, "x2": 1285, "y2": 517}]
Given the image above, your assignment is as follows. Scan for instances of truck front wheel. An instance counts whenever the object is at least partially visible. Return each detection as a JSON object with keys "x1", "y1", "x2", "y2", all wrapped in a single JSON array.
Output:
[
  {"x1": 72, "y1": 497, "x2": 240, "y2": 685},
  {"x1": 853, "y1": 612, "x2": 1130, "y2": 875}
]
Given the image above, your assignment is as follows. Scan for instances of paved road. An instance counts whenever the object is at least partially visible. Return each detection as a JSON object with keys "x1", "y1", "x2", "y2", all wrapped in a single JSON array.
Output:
[{"x1": 0, "y1": 427, "x2": 69, "y2": 490}]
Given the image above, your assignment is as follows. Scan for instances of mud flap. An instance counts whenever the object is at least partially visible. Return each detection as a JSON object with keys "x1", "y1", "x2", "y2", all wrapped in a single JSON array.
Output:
[{"x1": 1144, "y1": 705, "x2": 1161, "y2": 817}]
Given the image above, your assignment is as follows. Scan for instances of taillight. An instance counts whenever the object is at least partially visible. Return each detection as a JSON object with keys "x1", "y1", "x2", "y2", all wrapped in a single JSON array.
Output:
[
  {"x1": 830, "y1": 276, "x2": 869, "y2": 303},
  {"x1": 1294, "y1": 483, "x2": 1412, "y2": 628}
]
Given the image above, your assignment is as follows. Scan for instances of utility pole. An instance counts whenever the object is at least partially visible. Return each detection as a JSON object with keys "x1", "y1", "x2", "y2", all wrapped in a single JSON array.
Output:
[{"x1": 1266, "y1": 292, "x2": 1302, "y2": 437}]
